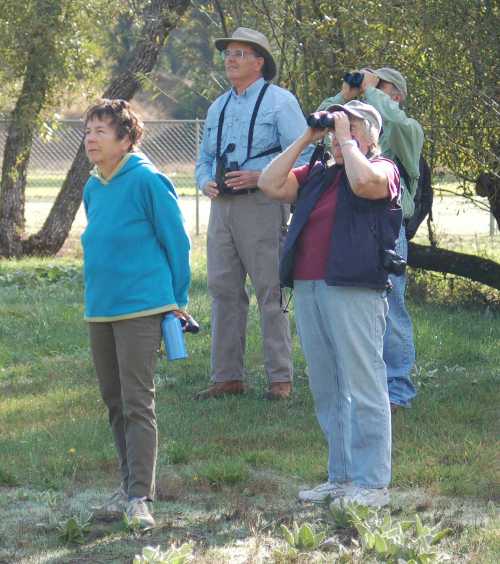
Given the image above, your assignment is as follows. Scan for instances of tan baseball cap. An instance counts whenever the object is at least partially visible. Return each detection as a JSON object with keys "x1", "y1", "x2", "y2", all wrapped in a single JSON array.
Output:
[
  {"x1": 326, "y1": 100, "x2": 383, "y2": 134},
  {"x1": 214, "y1": 27, "x2": 277, "y2": 81},
  {"x1": 373, "y1": 67, "x2": 407, "y2": 97}
]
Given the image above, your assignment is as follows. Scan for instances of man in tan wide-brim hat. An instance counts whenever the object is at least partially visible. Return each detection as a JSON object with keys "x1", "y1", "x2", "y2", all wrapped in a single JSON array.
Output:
[
  {"x1": 214, "y1": 27, "x2": 277, "y2": 81},
  {"x1": 195, "y1": 27, "x2": 312, "y2": 400}
]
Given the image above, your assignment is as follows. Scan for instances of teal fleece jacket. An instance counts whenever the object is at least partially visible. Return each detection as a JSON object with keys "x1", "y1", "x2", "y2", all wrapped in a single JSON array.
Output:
[{"x1": 82, "y1": 152, "x2": 191, "y2": 321}]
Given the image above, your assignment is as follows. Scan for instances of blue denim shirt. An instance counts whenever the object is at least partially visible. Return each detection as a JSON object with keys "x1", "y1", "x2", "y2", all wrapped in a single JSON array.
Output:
[{"x1": 196, "y1": 78, "x2": 313, "y2": 190}]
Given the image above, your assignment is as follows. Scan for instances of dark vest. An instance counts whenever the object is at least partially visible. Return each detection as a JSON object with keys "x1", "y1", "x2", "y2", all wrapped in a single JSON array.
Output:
[{"x1": 280, "y1": 162, "x2": 402, "y2": 290}]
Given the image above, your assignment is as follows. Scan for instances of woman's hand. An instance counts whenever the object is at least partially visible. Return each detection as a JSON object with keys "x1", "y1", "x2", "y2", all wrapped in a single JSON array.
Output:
[
  {"x1": 331, "y1": 111, "x2": 352, "y2": 145},
  {"x1": 171, "y1": 309, "x2": 190, "y2": 322}
]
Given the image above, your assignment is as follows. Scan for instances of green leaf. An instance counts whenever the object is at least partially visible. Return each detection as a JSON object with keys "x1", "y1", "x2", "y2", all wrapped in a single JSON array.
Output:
[
  {"x1": 430, "y1": 527, "x2": 453, "y2": 545},
  {"x1": 362, "y1": 531, "x2": 375, "y2": 550},
  {"x1": 374, "y1": 533, "x2": 388, "y2": 554},
  {"x1": 297, "y1": 523, "x2": 315, "y2": 549},
  {"x1": 280, "y1": 524, "x2": 296, "y2": 547}
]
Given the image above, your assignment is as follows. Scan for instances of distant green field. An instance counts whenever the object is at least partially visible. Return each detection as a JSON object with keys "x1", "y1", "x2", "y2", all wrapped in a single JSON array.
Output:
[
  {"x1": 26, "y1": 170, "x2": 197, "y2": 200},
  {"x1": 25, "y1": 169, "x2": 473, "y2": 202}
]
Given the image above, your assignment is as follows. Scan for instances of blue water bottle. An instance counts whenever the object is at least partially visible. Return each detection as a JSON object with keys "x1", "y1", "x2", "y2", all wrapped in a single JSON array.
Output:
[{"x1": 161, "y1": 313, "x2": 188, "y2": 361}]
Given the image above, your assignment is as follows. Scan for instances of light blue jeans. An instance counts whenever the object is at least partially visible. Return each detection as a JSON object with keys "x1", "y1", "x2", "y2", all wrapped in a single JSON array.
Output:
[
  {"x1": 294, "y1": 280, "x2": 391, "y2": 488},
  {"x1": 384, "y1": 225, "x2": 417, "y2": 407}
]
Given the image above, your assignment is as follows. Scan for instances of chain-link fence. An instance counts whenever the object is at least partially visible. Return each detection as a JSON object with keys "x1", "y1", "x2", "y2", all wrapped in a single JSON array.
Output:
[
  {"x1": 0, "y1": 119, "x2": 204, "y2": 194},
  {"x1": 0, "y1": 119, "x2": 497, "y2": 239}
]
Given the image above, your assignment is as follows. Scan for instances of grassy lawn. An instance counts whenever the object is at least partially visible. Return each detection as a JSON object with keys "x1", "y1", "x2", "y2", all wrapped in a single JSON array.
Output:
[
  {"x1": 0, "y1": 247, "x2": 499, "y2": 562},
  {"x1": 26, "y1": 170, "x2": 197, "y2": 200}
]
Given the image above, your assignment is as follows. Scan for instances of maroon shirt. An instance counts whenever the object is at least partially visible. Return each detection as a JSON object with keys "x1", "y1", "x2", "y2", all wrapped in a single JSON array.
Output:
[{"x1": 291, "y1": 158, "x2": 400, "y2": 281}]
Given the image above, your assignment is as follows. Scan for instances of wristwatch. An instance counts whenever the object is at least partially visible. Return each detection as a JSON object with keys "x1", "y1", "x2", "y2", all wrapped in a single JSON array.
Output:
[{"x1": 340, "y1": 139, "x2": 358, "y2": 149}]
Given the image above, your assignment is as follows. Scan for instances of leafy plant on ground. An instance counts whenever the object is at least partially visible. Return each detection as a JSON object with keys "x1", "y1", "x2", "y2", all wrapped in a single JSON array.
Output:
[
  {"x1": 133, "y1": 543, "x2": 193, "y2": 564},
  {"x1": 57, "y1": 514, "x2": 92, "y2": 544},
  {"x1": 343, "y1": 503, "x2": 453, "y2": 562},
  {"x1": 281, "y1": 521, "x2": 326, "y2": 550},
  {"x1": 0, "y1": 263, "x2": 82, "y2": 288}
]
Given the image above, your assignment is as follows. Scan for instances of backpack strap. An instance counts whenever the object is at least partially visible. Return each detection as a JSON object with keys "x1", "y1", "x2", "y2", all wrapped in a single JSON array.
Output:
[{"x1": 394, "y1": 156, "x2": 411, "y2": 193}]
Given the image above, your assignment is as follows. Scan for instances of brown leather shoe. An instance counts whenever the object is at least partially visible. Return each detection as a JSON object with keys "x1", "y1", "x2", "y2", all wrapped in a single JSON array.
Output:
[
  {"x1": 390, "y1": 403, "x2": 400, "y2": 414},
  {"x1": 195, "y1": 380, "x2": 246, "y2": 400},
  {"x1": 264, "y1": 382, "x2": 292, "y2": 400}
]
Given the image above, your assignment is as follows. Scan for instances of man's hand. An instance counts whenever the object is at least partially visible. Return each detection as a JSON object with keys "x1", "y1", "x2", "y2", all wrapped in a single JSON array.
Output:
[
  {"x1": 341, "y1": 81, "x2": 360, "y2": 101},
  {"x1": 360, "y1": 69, "x2": 380, "y2": 93},
  {"x1": 331, "y1": 112, "x2": 352, "y2": 145},
  {"x1": 224, "y1": 170, "x2": 261, "y2": 190},
  {"x1": 202, "y1": 180, "x2": 220, "y2": 199}
]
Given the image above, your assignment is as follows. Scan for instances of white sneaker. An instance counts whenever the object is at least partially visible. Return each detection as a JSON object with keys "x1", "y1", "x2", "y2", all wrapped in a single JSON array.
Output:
[
  {"x1": 126, "y1": 498, "x2": 155, "y2": 529},
  {"x1": 298, "y1": 481, "x2": 352, "y2": 502},
  {"x1": 330, "y1": 486, "x2": 390, "y2": 508}
]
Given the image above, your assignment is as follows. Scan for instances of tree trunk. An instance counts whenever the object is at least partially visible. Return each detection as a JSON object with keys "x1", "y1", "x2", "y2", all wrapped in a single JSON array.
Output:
[
  {"x1": 20, "y1": 0, "x2": 191, "y2": 256},
  {"x1": 0, "y1": 1, "x2": 56, "y2": 257},
  {"x1": 408, "y1": 242, "x2": 500, "y2": 290}
]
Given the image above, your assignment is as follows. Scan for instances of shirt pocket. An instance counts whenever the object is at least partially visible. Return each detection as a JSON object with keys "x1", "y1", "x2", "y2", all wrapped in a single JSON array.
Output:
[
  {"x1": 241, "y1": 109, "x2": 278, "y2": 157},
  {"x1": 204, "y1": 113, "x2": 220, "y2": 156}
]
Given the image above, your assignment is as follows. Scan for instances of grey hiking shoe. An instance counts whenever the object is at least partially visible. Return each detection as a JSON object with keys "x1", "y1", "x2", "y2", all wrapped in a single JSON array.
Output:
[
  {"x1": 92, "y1": 487, "x2": 128, "y2": 517},
  {"x1": 298, "y1": 481, "x2": 352, "y2": 502},
  {"x1": 126, "y1": 498, "x2": 155, "y2": 529},
  {"x1": 330, "y1": 486, "x2": 390, "y2": 508}
]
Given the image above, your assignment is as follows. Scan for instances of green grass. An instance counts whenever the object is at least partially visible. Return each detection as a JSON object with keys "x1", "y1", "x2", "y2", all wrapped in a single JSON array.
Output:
[
  {"x1": 26, "y1": 170, "x2": 197, "y2": 200},
  {"x1": 0, "y1": 251, "x2": 498, "y2": 562}
]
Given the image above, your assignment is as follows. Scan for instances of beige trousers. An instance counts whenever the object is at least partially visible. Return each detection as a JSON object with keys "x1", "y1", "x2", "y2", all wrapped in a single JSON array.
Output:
[
  {"x1": 207, "y1": 191, "x2": 292, "y2": 384},
  {"x1": 88, "y1": 314, "x2": 162, "y2": 500}
]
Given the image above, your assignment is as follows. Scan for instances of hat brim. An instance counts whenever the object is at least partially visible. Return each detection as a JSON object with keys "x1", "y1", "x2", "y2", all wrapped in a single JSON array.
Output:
[
  {"x1": 326, "y1": 104, "x2": 362, "y2": 121},
  {"x1": 214, "y1": 37, "x2": 277, "y2": 81},
  {"x1": 326, "y1": 103, "x2": 382, "y2": 133}
]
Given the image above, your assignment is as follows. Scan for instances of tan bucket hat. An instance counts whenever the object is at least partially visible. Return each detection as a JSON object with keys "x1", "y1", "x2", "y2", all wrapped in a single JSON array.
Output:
[
  {"x1": 326, "y1": 100, "x2": 383, "y2": 134},
  {"x1": 214, "y1": 27, "x2": 277, "y2": 81}
]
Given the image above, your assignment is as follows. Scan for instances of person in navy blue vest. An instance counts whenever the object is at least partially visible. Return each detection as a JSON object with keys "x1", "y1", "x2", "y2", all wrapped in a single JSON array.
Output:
[{"x1": 258, "y1": 100, "x2": 402, "y2": 508}]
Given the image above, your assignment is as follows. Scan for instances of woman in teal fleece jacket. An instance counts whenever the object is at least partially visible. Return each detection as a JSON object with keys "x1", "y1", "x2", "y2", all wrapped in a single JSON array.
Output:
[{"x1": 81, "y1": 99, "x2": 190, "y2": 529}]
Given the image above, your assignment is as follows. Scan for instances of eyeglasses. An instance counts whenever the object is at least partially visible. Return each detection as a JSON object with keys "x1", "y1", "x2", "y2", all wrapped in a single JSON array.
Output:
[{"x1": 221, "y1": 49, "x2": 261, "y2": 60}]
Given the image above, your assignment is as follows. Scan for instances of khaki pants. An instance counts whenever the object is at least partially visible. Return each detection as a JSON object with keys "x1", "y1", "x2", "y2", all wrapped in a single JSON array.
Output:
[
  {"x1": 88, "y1": 314, "x2": 162, "y2": 500},
  {"x1": 207, "y1": 191, "x2": 292, "y2": 384}
]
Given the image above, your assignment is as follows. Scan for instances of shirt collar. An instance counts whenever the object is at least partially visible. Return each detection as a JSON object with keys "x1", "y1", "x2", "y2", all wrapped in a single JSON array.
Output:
[{"x1": 231, "y1": 77, "x2": 266, "y2": 98}]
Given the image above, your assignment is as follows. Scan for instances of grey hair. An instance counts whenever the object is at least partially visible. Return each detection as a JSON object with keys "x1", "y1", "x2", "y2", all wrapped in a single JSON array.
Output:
[{"x1": 360, "y1": 118, "x2": 381, "y2": 155}]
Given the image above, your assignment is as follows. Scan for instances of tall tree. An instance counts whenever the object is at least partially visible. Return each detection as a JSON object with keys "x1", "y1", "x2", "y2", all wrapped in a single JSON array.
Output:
[
  {"x1": 0, "y1": 0, "x2": 190, "y2": 257},
  {"x1": 0, "y1": 0, "x2": 112, "y2": 257}
]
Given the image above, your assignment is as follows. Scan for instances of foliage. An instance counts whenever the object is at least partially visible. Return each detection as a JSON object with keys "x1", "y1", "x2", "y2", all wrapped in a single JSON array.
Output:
[
  {"x1": 0, "y1": 0, "x2": 118, "y2": 112},
  {"x1": 160, "y1": 0, "x2": 498, "y2": 192},
  {"x1": 341, "y1": 504, "x2": 453, "y2": 562},
  {"x1": 0, "y1": 262, "x2": 82, "y2": 288},
  {"x1": 280, "y1": 521, "x2": 326, "y2": 550},
  {"x1": 133, "y1": 544, "x2": 193, "y2": 564},
  {"x1": 197, "y1": 458, "x2": 251, "y2": 488},
  {"x1": 57, "y1": 514, "x2": 92, "y2": 544}
]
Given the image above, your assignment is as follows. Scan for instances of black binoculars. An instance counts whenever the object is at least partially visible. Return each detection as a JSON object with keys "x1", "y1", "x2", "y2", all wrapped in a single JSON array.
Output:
[
  {"x1": 180, "y1": 314, "x2": 200, "y2": 334},
  {"x1": 215, "y1": 157, "x2": 239, "y2": 194},
  {"x1": 306, "y1": 112, "x2": 337, "y2": 130},
  {"x1": 382, "y1": 249, "x2": 406, "y2": 276},
  {"x1": 343, "y1": 71, "x2": 364, "y2": 88}
]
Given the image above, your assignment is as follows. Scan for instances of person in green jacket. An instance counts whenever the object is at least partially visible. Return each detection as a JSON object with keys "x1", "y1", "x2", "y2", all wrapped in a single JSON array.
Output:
[{"x1": 318, "y1": 67, "x2": 424, "y2": 410}]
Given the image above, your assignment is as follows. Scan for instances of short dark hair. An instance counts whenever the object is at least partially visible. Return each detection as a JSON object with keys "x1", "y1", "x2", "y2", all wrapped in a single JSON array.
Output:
[{"x1": 85, "y1": 99, "x2": 144, "y2": 150}]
